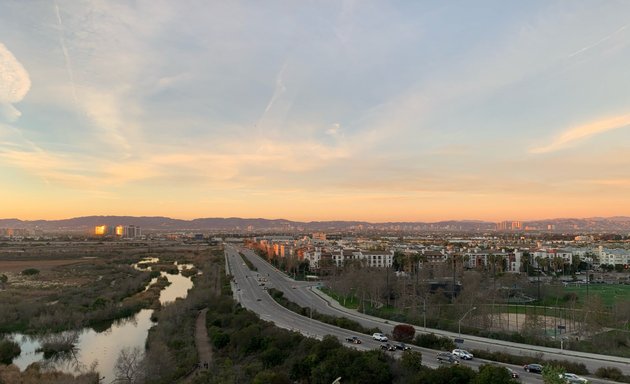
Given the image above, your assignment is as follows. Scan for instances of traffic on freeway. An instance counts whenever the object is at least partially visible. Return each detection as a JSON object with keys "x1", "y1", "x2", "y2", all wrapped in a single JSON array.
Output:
[{"x1": 225, "y1": 244, "x2": 623, "y2": 384}]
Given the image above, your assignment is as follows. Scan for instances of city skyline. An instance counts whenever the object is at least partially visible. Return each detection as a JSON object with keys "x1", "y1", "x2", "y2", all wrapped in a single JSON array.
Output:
[{"x1": 1, "y1": 1, "x2": 630, "y2": 222}]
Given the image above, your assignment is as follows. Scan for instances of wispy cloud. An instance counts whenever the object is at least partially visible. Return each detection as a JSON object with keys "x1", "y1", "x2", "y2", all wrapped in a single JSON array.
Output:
[
  {"x1": 81, "y1": 88, "x2": 133, "y2": 153},
  {"x1": 530, "y1": 114, "x2": 630, "y2": 154},
  {"x1": 0, "y1": 42, "x2": 31, "y2": 122}
]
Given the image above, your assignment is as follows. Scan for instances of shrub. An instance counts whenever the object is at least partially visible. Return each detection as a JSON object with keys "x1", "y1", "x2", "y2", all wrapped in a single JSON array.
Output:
[
  {"x1": 211, "y1": 331, "x2": 230, "y2": 349},
  {"x1": 0, "y1": 339, "x2": 21, "y2": 365},
  {"x1": 472, "y1": 349, "x2": 590, "y2": 376},
  {"x1": 545, "y1": 359, "x2": 588, "y2": 375},
  {"x1": 414, "y1": 333, "x2": 455, "y2": 350},
  {"x1": 21, "y1": 268, "x2": 39, "y2": 276},
  {"x1": 595, "y1": 367, "x2": 629, "y2": 382},
  {"x1": 401, "y1": 350, "x2": 423, "y2": 373},
  {"x1": 542, "y1": 365, "x2": 566, "y2": 384},
  {"x1": 474, "y1": 364, "x2": 519, "y2": 384},
  {"x1": 36, "y1": 332, "x2": 78, "y2": 359},
  {"x1": 392, "y1": 324, "x2": 415, "y2": 342}
]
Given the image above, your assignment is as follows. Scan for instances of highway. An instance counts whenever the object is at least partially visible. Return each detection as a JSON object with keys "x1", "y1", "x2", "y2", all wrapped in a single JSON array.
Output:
[{"x1": 226, "y1": 245, "x2": 624, "y2": 384}]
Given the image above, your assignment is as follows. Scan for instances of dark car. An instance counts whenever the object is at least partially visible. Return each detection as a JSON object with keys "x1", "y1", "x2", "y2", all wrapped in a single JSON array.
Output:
[
  {"x1": 380, "y1": 343, "x2": 396, "y2": 351},
  {"x1": 523, "y1": 363, "x2": 543, "y2": 373},
  {"x1": 437, "y1": 352, "x2": 459, "y2": 364},
  {"x1": 395, "y1": 343, "x2": 411, "y2": 351},
  {"x1": 345, "y1": 336, "x2": 362, "y2": 344}
]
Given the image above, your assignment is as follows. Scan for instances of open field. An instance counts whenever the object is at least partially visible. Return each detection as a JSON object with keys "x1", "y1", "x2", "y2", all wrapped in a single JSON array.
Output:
[
  {"x1": 0, "y1": 258, "x2": 103, "y2": 273},
  {"x1": 0, "y1": 241, "x2": 214, "y2": 333},
  {"x1": 563, "y1": 284, "x2": 630, "y2": 307}
]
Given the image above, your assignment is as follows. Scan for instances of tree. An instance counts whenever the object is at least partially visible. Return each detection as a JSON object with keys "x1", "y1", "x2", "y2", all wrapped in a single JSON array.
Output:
[
  {"x1": 392, "y1": 250, "x2": 405, "y2": 272},
  {"x1": 521, "y1": 311, "x2": 545, "y2": 339},
  {"x1": 392, "y1": 324, "x2": 415, "y2": 342},
  {"x1": 473, "y1": 364, "x2": 519, "y2": 384},
  {"x1": 143, "y1": 340, "x2": 174, "y2": 383},
  {"x1": 582, "y1": 295, "x2": 608, "y2": 334},
  {"x1": 114, "y1": 347, "x2": 145, "y2": 383},
  {"x1": 401, "y1": 350, "x2": 423, "y2": 373},
  {"x1": 571, "y1": 255, "x2": 581, "y2": 274},
  {"x1": 426, "y1": 365, "x2": 476, "y2": 384},
  {"x1": 541, "y1": 365, "x2": 565, "y2": 384},
  {"x1": 253, "y1": 370, "x2": 291, "y2": 384}
]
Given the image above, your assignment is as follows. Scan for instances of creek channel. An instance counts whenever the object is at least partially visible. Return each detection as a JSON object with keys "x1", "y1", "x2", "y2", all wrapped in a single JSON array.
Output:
[{"x1": 9, "y1": 258, "x2": 194, "y2": 382}]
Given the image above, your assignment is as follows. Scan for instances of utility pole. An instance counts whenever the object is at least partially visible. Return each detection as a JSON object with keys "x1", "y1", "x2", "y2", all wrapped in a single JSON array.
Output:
[
  {"x1": 452, "y1": 255, "x2": 457, "y2": 304},
  {"x1": 423, "y1": 298, "x2": 427, "y2": 330},
  {"x1": 386, "y1": 263, "x2": 390, "y2": 307}
]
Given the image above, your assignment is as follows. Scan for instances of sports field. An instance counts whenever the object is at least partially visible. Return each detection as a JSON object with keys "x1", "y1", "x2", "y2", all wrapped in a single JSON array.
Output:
[{"x1": 563, "y1": 283, "x2": 630, "y2": 307}]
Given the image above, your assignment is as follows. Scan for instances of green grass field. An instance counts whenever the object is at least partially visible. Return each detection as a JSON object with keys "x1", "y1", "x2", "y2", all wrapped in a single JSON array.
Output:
[{"x1": 563, "y1": 283, "x2": 630, "y2": 307}]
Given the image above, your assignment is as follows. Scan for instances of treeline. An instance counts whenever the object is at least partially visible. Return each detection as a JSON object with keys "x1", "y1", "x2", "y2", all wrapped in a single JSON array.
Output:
[
  {"x1": 190, "y1": 268, "x2": 519, "y2": 383},
  {"x1": 268, "y1": 287, "x2": 613, "y2": 384},
  {"x1": 0, "y1": 363, "x2": 99, "y2": 384},
  {"x1": 194, "y1": 301, "x2": 520, "y2": 384}
]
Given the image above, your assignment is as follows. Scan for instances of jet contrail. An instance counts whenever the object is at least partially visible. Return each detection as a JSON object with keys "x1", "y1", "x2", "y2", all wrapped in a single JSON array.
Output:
[
  {"x1": 54, "y1": 1, "x2": 80, "y2": 107},
  {"x1": 567, "y1": 24, "x2": 628, "y2": 58}
]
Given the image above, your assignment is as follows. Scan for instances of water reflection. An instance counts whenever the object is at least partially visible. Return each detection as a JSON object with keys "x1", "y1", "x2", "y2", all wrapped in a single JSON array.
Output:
[{"x1": 10, "y1": 259, "x2": 193, "y2": 382}]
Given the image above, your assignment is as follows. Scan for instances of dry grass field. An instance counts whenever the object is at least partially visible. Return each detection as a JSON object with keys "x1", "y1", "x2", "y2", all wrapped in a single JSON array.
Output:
[{"x1": 0, "y1": 258, "x2": 103, "y2": 273}]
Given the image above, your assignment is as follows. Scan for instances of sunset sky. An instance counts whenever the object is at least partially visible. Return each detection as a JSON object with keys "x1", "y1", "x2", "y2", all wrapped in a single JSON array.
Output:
[{"x1": 1, "y1": 1, "x2": 630, "y2": 222}]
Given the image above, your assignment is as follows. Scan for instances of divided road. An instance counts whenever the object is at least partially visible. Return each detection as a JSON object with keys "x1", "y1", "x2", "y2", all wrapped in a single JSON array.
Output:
[{"x1": 226, "y1": 245, "x2": 626, "y2": 384}]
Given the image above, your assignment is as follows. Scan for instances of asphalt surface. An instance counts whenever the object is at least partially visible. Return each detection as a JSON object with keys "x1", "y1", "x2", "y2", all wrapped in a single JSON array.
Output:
[{"x1": 226, "y1": 245, "x2": 625, "y2": 384}]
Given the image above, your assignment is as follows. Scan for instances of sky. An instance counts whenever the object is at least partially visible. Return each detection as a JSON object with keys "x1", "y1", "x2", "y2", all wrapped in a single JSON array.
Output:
[{"x1": 1, "y1": 1, "x2": 630, "y2": 222}]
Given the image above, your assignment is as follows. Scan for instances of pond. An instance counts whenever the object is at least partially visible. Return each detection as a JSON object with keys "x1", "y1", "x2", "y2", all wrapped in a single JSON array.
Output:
[{"x1": 9, "y1": 259, "x2": 194, "y2": 382}]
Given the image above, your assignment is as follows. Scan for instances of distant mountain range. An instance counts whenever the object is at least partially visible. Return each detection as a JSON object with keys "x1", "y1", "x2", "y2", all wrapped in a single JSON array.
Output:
[{"x1": 2, "y1": 216, "x2": 630, "y2": 233}]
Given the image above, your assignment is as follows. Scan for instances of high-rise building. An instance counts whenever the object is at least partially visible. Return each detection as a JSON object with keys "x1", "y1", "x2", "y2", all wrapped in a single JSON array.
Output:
[
  {"x1": 496, "y1": 221, "x2": 510, "y2": 231},
  {"x1": 96, "y1": 225, "x2": 141, "y2": 237},
  {"x1": 95, "y1": 225, "x2": 114, "y2": 236}
]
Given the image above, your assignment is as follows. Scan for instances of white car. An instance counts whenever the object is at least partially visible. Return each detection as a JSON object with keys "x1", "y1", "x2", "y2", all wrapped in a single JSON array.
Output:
[
  {"x1": 372, "y1": 333, "x2": 388, "y2": 342},
  {"x1": 560, "y1": 373, "x2": 589, "y2": 383},
  {"x1": 452, "y1": 349, "x2": 473, "y2": 360}
]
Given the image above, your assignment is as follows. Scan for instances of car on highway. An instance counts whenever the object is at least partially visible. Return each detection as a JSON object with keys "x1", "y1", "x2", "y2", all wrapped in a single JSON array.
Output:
[
  {"x1": 380, "y1": 343, "x2": 397, "y2": 351},
  {"x1": 372, "y1": 333, "x2": 388, "y2": 342},
  {"x1": 523, "y1": 363, "x2": 543, "y2": 373},
  {"x1": 505, "y1": 367, "x2": 519, "y2": 379},
  {"x1": 559, "y1": 373, "x2": 589, "y2": 383},
  {"x1": 395, "y1": 343, "x2": 411, "y2": 351},
  {"x1": 437, "y1": 352, "x2": 459, "y2": 364},
  {"x1": 345, "y1": 336, "x2": 362, "y2": 344},
  {"x1": 452, "y1": 349, "x2": 473, "y2": 360}
]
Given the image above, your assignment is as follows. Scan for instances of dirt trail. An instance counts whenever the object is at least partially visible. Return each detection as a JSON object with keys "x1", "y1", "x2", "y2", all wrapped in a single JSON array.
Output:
[
  {"x1": 195, "y1": 308, "x2": 212, "y2": 366},
  {"x1": 181, "y1": 308, "x2": 212, "y2": 382}
]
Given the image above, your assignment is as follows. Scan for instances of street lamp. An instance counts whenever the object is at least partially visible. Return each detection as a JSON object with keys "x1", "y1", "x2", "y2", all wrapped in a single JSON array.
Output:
[
  {"x1": 458, "y1": 306, "x2": 477, "y2": 336},
  {"x1": 423, "y1": 298, "x2": 427, "y2": 330}
]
